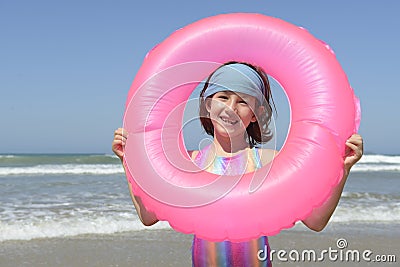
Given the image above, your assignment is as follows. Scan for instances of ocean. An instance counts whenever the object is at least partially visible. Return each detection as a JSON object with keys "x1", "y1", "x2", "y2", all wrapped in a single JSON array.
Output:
[{"x1": 0, "y1": 154, "x2": 399, "y2": 242}]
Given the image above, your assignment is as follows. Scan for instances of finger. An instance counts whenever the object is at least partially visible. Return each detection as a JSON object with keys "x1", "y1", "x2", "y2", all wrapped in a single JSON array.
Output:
[
  {"x1": 350, "y1": 138, "x2": 363, "y2": 146},
  {"x1": 114, "y1": 129, "x2": 128, "y2": 140},
  {"x1": 112, "y1": 139, "x2": 125, "y2": 148},
  {"x1": 347, "y1": 134, "x2": 362, "y2": 144},
  {"x1": 112, "y1": 144, "x2": 125, "y2": 158},
  {"x1": 115, "y1": 128, "x2": 128, "y2": 138},
  {"x1": 113, "y1": 134, "x2": 127, "y2": 142},
  {"x1": 345, "y1": 141, "x2": 359, "y2": 152},
  {"x1": 112, "y1": 137, "x2": 123, "y2": 146},
  {"x1": 345, "y1": 142, "x2": 363, "y2": 160},
  {"x1": 346, "y1": 140, "x2": 363, "y2": 154},
  {"x1": 114, "y1": 128, "x2": 122, "y2": 136},
  {"x1": 112, "y1": 142, "x2": 123, "y2": 150}
]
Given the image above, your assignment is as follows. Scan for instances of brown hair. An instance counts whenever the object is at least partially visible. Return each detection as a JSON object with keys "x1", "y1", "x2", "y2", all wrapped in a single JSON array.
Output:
[{"x1": 199, "y1": 61, "x2": 276, "y2": 147}]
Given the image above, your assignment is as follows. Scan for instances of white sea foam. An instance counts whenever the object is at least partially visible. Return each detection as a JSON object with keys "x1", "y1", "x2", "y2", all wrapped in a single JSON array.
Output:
[
  {"x1": 0, "y1": 215, "x2": 171, "y2": 242},
  {"x1": 0, "y1": 164, "x2": 124, "y2": 176},
  {"x1": 0, "y1": 155, "x2": 15, "y2": 159},
  {"x1": 359, "y1": 154, "x2": 400, "y2": 164},
  {"x1": 351, "y1": 164, "x2": 400, "y2": 172},
  {"x1": 104, "y1": 154, "x2": 119, "y2": 159},
  {"x1": 330, "y1": 191, "x2": 400, "y2": 223},
  {"x1": 1, "y1": 154, "x2": 399, "y2": 176},
  {"x1": 331, "y1": 204, "x2": 400, "y2": 223},
  {"x1": 1, "y1": 203, "x2": 398, "y2": 241},
  {"x1": 350, "y1": 154, "x2": 400, "y2": 172},
  {"x1": 341, "y1": 191, "x2": 399, "y2": 201}
]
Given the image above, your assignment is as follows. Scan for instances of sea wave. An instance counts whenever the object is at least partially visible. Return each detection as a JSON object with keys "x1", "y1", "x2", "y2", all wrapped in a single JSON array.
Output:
[
  {"x1": 1, "y1": 191, "x2": 398, "y2": 241},
  {"x1": 1, "y1": 203, "x2": 398, "y2": 241},
  {"x1": 342, "y1": 191, "x2": 400, "y2": 201},
  {"x1": 0, "y1": 155, "x2": 15, "y2": 159},
  {"x1": 351, "y1": 154, "x2": 400, "y2": 172},
  {"x1": 0, "y1": 216, "x2": 171, "y2": 242},
  {"x1": 2, "y1": 162, "x2": 396, "y2": 175},
  {"x1": 0, "y1": 164, "x2": 124, "y2": 176},
  {"x1": 331, "y1": 204, "x2": 400, "y2": 223},
  {"x1": 351, "y1": 164, "x2": 400, "y2": 172},
  {"x1": 359, "y1": 154, "x2": 400, "y2": 164}
]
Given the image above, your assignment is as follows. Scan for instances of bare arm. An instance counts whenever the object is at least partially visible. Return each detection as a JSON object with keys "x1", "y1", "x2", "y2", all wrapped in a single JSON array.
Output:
[
  {"x1": 301, "y1": 134, "x2": 363, "y2": 231},
  {"x1": 112, "y1": 128, "x2": 159, "y2": 226}
]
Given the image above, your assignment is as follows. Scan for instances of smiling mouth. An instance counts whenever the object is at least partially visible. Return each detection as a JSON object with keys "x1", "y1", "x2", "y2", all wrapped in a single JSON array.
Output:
[{"x1": 219, "y1": 116, "x2": 239, "y2": 126}]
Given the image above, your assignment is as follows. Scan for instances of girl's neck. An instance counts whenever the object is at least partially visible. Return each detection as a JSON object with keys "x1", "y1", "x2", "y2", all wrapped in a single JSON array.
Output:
[{"x1": 212, "y1": 132, "x2": 250, "y2": 157}]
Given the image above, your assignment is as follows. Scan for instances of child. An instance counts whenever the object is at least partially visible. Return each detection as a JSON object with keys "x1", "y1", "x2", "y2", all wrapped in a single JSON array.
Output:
[{"x1": 112, "y1": 62, "x2": 363, "y2": 266}]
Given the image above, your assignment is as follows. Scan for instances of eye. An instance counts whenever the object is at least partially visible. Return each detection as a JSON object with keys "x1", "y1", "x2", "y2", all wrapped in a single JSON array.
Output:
[
  {"x1": 239, "y1": 100, "x2": 248, "y2": 105},
  {"x1": 217, "y1": 95, "x2": 228, "y2": 100}
]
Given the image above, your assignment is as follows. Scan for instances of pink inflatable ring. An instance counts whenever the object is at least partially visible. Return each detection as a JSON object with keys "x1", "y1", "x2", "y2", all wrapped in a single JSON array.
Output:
[{"x1": 123, "y1": 13, "x2": 360, "y2": 242}]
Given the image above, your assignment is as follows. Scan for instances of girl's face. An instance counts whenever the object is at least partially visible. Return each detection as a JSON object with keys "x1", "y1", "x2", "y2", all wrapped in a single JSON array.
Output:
[{"x1": 206, "y1": 91, "x2": 260, "y2": 139}]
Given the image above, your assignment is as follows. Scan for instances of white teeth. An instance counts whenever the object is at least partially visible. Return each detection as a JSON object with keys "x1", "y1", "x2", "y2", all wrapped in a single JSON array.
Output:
[{"x1": 220, "y1": 117, "x2": 238, "y2": 125}]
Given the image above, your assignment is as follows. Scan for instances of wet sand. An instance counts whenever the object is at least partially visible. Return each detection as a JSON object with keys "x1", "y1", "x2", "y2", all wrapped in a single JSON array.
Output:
[{"x1": 1, "y1": 223, "x2": 398, "y2": 267}]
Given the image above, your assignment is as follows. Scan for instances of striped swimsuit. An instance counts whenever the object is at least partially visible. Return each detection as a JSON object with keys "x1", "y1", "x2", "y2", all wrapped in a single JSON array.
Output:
[{"x1": 191, "y1": 145, "x2": 272, "y2": 267}]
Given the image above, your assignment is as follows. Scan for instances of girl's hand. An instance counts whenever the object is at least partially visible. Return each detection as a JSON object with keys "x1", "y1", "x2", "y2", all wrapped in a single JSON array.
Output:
[
  {"x1": 344, "y1": 133, "x2": 363, "y2": 173},
  {"x1": 112, "y1": 128, "x2": 127, "y2": 161}
]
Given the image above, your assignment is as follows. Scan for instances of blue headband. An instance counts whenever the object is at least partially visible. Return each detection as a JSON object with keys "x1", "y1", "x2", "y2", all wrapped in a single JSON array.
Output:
[{"x1": 203, "y1": 63, "x2": 266, "y2": 103}]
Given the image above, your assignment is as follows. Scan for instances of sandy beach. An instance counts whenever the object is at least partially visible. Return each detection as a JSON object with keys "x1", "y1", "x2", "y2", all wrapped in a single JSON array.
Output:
[{"x1": 1, "y1": 223, "x2": 398, "y2": 267}]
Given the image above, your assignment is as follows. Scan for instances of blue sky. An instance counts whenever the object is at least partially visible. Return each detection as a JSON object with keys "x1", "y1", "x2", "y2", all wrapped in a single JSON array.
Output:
[{"x1": 1, "y1": 1, "x2": 399, "y2": 154}]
